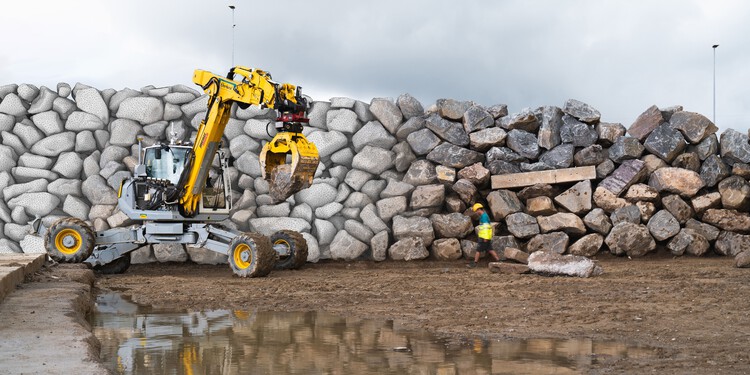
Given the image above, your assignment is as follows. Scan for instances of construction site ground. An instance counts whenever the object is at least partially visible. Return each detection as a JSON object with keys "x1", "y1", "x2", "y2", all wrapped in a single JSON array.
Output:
[
  {"x1": 94, "y1": 253, "x2": 750, "y2": 374},
  {"x1": 1, "y1": 253, "x2": 749, "y2": 374}
]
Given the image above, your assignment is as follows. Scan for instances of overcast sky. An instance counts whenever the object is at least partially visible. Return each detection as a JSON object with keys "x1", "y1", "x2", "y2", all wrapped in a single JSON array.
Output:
[{"x1": 1, "y1": 0, "x2": 747, "y2": 133}]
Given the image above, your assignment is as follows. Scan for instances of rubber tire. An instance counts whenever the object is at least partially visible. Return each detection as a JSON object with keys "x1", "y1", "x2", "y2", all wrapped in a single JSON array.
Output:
[
  {"x1": 271, "y1": 230, "x2": 308, "y2": 270},
  {"x1": 93, "y1": 253, "x2": 132, "y2": 275},
  {"x1": 227, "y1": 233, "x2": 275, "y2": 277},
  {"x1": 45, "y1": 217, "x2": 95, "y2": 263}
]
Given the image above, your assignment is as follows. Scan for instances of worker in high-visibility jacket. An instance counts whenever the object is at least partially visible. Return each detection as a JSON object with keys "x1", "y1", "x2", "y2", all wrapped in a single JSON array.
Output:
[{"x1": 468, "y1": 203, "x2": 500, "y2": 268}]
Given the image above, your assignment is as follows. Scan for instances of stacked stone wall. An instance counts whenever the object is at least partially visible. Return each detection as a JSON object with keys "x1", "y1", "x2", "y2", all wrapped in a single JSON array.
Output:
[{"x1": 1, "y1": 82, "x2": 749, "y2": 267}]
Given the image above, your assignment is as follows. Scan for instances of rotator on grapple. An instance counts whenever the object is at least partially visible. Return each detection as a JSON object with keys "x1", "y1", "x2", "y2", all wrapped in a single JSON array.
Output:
[{"x1": 43, "y1": 66, "x2": 320, "y2": 277}]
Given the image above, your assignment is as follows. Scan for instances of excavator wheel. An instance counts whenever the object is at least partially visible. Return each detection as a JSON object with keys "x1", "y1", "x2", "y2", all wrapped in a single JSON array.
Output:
[
  {"x1": 227, "y1": 233, "x2": 275, "y2": 277},
  {"x1": 93, "y1": 253, "x2": 132, "y2": 275},
  {"x1": 271, "y1": 230, "x2": 308, "y2": 270},
  {"x1": 45, "y1": 217, "x2": 95, "y2": 263}
]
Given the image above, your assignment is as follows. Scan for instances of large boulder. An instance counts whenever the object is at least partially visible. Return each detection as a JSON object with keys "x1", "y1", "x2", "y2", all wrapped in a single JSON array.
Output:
[
  {"x1": 560, "y1": 115, "x2": 598, "y2": 147},
  {"x1": 506, "y1": 129, "x2": 540, "y2": 159},
  {"x1": 329, "y1": 230, "x2": 369, "y2": 260},
  {"x1": 7, "y1": 192, "x2": 59, "y2": 217},
  {"x1": 402, "y1": 160, "x2": 437, "y2": 186},
  {"x1": 425, "y1": 113, "x2": 469, "y2": 146},
  {"x1": 717, "y1": 175, "x2": 750, "y2": 211},
  {"x1": 369, "y1": 98, "x2": 403, "y2": 134},
  {"x1": 469, "y1": 127, "x2": 507, "y2": 152},
  {"x1": 153, "y1": 243, "x2": 188, "y2": 263},
  {"x1": 605, "y1": 222, "x2": 656, "y2": 257},
  {"x1": 661, "y1": 195, "x2": 694, "y2": 224},
  {"x1": 527, "y1": 251, "x2": 603, "y2": 278},
  {"x1": 392, "y1": 215, "x2": 435, "y2": 246},
  {"x1": 351, "y1": 146, "x2": 395, "y2": 175},
  {"x1": 597, "y1": 122, "x2": 626, "y2": 146},
  {"x1": 431, "y1": 238, "x2": 462, "y2": 260},
  {"x1": 351, "y1": 121, "x2": 397, "y2": 153},
  {"x1": 30, "y1": 132, "x2": 75, "y2": 157},
  {"x1": 648, "y1": 167, "x2": 704, "y2": 197},
  {"x1": 249, "y1": 217, "x2": 311, "y2": 236},
  {"x1": 669, "y1": 111, "x2": 717, "y2": 144},
  {"x1": 699, "y1": 154, "x2": 731, "y2": 188},
  {"x1": 627, "y1": 105, "x2": 663, "y2": 141},
  {"x1": 537, "y1": 213, "x2": 586, "y2": 235},
  {"x1": 526, "y1": 232, "x2": 569, "y2": 254},
  {"x1": 540, "y1": 144, "x2": 574, "y2": 169},
  {"x1": 646, "y1": 210, "x2": 681, "y2": 241},
  {"x1": 598, "y1": 159, "x2": 647, "y2": 196},
  {"x1": 388, "y1": 237, "x2": 429, "y2": 261},
  {"x1": 396, "y1": 93, "x2": 424, "y2": 120},
  {"x1": 608, "y1": 136, "x2": 645, "y2": 163},
  {"x1": 486, "y1": 189, "x2": 523, "y2": 219},
  {"x1": 554, "y1": 180, "x2": 592, "y2": 215},
  {"x1": 701, "y1": 209, "x2": 750, "y2": 234},
  {"x1": 426, "y1": 143, "x2": 484, "y2": 169},
  {"x1": 430, "y1": 213, "x2": 473, "y2": 238},
  {"x1": 719, "y1": 129, "x2": 750, "y2": 164},
  {"x1": 407, "y1": 128, "x2": 442, "y2": 156},
  {"x1": 462, "y1": 105, "x2": 494, "y2": 133},
  {"x1": 537, "y1": 106, "x2": 563, "y2": 150},
  {"x1": 715, "y1": 231, "x2": 750, "y2": 257},
  {"x1": 563, "y1": 99, "x2": 600, "y2": 124},
  {"x1": 667, "y1": 229, "x2": 709, "y2": 257},
  {"x1": 116, "y1": 96, "x2": 164, "y2": 124},
  {"x1": 568, "y1": 233, "x2": 604, "y2": 257},
  {"x1": 643, "y1": 123, "x2": 687, "y2": 163},
  {"x1": 505, "y1": 212, "x2": 539, "y2": 239}
]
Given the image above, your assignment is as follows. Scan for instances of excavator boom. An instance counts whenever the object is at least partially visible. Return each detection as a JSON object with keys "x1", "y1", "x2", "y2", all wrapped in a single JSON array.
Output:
[{"x1": 180, "y1": 67, "x2": 319, "y2": 216}]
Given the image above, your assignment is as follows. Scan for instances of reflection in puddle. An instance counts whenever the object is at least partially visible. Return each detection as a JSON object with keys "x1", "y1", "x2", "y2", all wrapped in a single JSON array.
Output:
[{"x1": 90, "y1": 293, "x2": 653, "y2": 374}]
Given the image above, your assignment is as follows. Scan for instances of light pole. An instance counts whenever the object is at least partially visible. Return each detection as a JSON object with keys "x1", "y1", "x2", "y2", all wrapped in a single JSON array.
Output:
[
  {"x1": 229, "y1": 5, "x2": 236, "y2": 67},
  {"x1": 712, "y1": 44, "x2": 719, "y2": 124}
]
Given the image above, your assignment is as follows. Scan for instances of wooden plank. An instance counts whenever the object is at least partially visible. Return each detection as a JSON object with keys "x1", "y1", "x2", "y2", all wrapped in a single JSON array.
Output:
[{"x1": 491, "y1": 166, "x2": 596, "y2": 190}]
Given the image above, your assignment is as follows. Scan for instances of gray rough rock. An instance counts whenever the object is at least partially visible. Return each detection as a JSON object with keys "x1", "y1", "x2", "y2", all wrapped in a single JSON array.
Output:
[
  {"x1": 598, "y1": 162, "x2": 614, "y2": 180},
  {"x1": 661, "y1": 194, "x2": 694, "y2": 224},
  {"x1": 425, "y1": 113, "x2": 469, "y2": 146},
  {"x1": 376, "y1": 196, "x2": 408, "y2": 222},
  {"x1": 605, "y1": 222, "x2": 656, "y2": 257},
  {"x1": 506, "y1": 129, "x2": 540, "y2": 159},
  {"x1": 719, "y1": 129, "x2": 750, "y2": 164},
  {"x1": 352, "y1": 121, "x2": 397, "y2": 153},
  {"x1": 718, "y1": 175, "x2": 750, "y2": 211},
  {"x1": 715, "y1": 231, "x2": 750, "y2": 256},
  {"x1": 307, "y1": 130, "x2": 348, "y2": 159},
  {"x1": 451, "y1": 179, "x2": 478, "y2": 205},
  {"x1": 667, "y1": 229, "x2": 709, "y2": 256},
  {"x1": 116, "y1": 96, "x2": 164, "y2": 124},
  {"x1": 370, "y1": 230, "x2": 389, "y2": 261},
  {"x1": 537, "y1": 213, "x2": 586, "y2": 235},
  {"x1": 688, "y1": 133, "x2": 719, "y2": 161},
  {"x1": 735, "y1": 251, "x2": 750, "y2": 268},
  {"x1": 462, "y1": 105, "x2": 494, "y2": 133},
  {"x1": 537, "y1": 106, "x2": 563, "y2": 150},
  {"x1": 315, "y1": 202, "x2": 343, "y2": 219},
  {"x1": 30, "y1": 132, "x2": 75, "y2": 157},
  {"x1": 700, "y1": 155, "x2": 732, "y2": 187},
  {"x1": 563, "y1": 99, "x2": 600, "y2": 124},
  {"x1": 501, "y1": 108, "x2": 539, "y2": 132},
  {"x1": 407, "y1": 128, "x2": 442, "y2": 156},
  {"x1": 109, "y1": 119, "x2": 142, "y2": 147},
  {"x1": 186, "y1": 246, "x2": 228, "y2": 265},
  {"x1": 64, "y1": 111, "x2": 105, "y2": 132},
  {"x1": 608, "y1": 137, "x2": 645, "y2": 163},
  {"x1": 526, "y1": 196, "x2": 556, "y2": 216},
  {"x1": 610, "y1": 205, "x2": 642, "y2": 225},
  {"x1": 487, "y1": 160, "x2": 521, "y2": 175},
  {"x1": 396, "y1": 94, "x2": 424, "y2": 120},
  {"x1": 670, "y1": 111, "x2": 717, "y2": 144},
  {"x1": 437, "y1": 98, "x2": 471, "y2": 120},
  {"x1": 7, "y1": 192, "x2": 59, "y2": 217},
  {"x1": 487, "y1": 189, "x2": 523, "y2": 219},
  {"x1": 388, "y1": 236, "x2": 429, "y2": 261},
  {"x1": 647, "y1": 210, "x2": 681, "y2": 241},
  {"x1": 597, "y1": 122, "x2": 626, "y2": 146},
  {"x1": 527, "y1": 251, "x2": 603, "y2": 278},
  {"x1": 687, "y1": 212, "x2": 721, "y2": 240},
  {"x1": 326, "y1": 109, "x2": 362, "y2": 134},
  {"x1": 392, "y1": 215, "x2": 435, "y2": 246},
  {"x1": 628, "y1": 105, "x2": 663, "y2": 141},
  {"x1": 31, "y1": 111, "x2": 64, "y2": 136},
  {"x1": 410, "y1": 184, "x2": 444, "y2": 210},
  {"x1": 314, "y1": 219, "x2": 337, "y2": 246},
  {"x1": 568, "y1": 233, "x2": 604, "y2": 257},
  {"x1": 249, "y1": 217, "x2": 311, "y2": 237},
  {"x1": 624, "y1": 183, "x2": 659, "y2": 202},
  {"x1": 75, "y1": 87, "x2": 109, "y2": 124},
  {"x1": 574, "y1": 144, "x2": 608, "y2": 167},
  {"x1": 395, "y1": 117, "x2": 425, "y2": 141},
  {"x1": 153, "y1": 243, "x2": 188, "y2": 263},
  {"x1": 487, "y1": 104, "x2": 509, "y2": 119},
  {"x1": 431, "y1": 238, "x2": 462, "y2": 260},
  {"x1": 81, "y1": 175, "x2": 118, "y2": 205},
  {"x1": 426, "y1": 143, "x2": 484, "y2": 169},
  {"x1": 505, "y1": 212, "x2": 540, "y2": 239},
  {"x1": 381, "y1": 179, "x2": 415, "y2": 199},
  {"x1": 648, "y1": 167, "x2": 705, "y2": 197},
  {"x1": 306, "y1": 101, "x2": 331, "y2": 129},
  {"x1": 343, "y1": 220, "x2": 376, "y2": 244},
  {"x1": 643, "y1": 123, "x2": 687, "y2": 163},
  {"x1": 469, "y1": 127, "x2": 507, "y2": 152},
  {"x1": 28, "y1": 86, "x2": 57, "y2": 114},
  {"x1": 369, "y1": 98, "x2": 403, "y2": 134},
  {"x1": 344, "y1": 169, "x2": 373, "y2": 191},
  {"x1": 52, "y1": 152, "x2": 83, "y2": 179},
  {"x1": 3, "y1": 179, "x2": 47, "y2": 201},
  {"x1": 295, "y1": 183, "x2": 338, "y2": 210},
  {"x1": 435, "y1": 165, "x2": 456, "y2": 185},
  {"x1": 554, "y1": 180, "x2": 592, "y2": 215},
  {"x1": 351, "y1": 145, "x2": 395, "y2": 175},
  {"x1": 0, "y1": 93, "x2": 28, "y2": 117},
  {"x1": 526, "y1": 232, "x2": 569, "y2": 254},
  {"x1": 457, "y1": 163, "x2": 490, "y2": 187},
  {"x1": 12, "y1": 166, "x2": 58, "y2": 183},
  {"x1": 360, "y1": 204, "x2": 390, "y2": 234},
  {"x1": 560, "y1": 115, "x2": 598, "y2": 147},
  {"x1": 540, "y1": 144, "x2": 574, "y2": 169},
  {"x1": 430, "y1": 213, "x2": 473, "y2": 238},
  {"x1": 503, "y1": 247, "x2": 529, "y2": 264}
]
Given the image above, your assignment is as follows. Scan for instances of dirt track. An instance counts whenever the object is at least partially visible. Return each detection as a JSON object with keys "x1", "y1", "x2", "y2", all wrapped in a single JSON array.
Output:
[{"x1": 97, "y1": 253, "x2": 750, "y2": 374}]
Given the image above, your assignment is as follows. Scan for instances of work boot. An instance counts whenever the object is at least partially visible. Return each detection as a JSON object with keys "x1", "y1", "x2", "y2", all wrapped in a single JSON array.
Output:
[{"x1": 466, "y1": 261, "x2": 477, "y2": 268}]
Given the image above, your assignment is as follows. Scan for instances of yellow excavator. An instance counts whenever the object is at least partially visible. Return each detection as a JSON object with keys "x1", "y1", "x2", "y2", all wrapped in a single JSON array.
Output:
[{"x1": 43, "y1": 66, "x2": 320, "y2": 277}]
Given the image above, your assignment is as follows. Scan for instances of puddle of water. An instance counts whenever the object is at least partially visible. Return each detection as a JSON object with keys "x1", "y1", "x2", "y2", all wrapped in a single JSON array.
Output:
[{"x1": 90, "y1": 292, "x2": 653, "y2": 374}]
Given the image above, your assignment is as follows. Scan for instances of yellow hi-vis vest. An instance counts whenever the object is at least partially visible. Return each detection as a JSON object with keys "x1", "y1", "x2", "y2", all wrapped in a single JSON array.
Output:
[{"x1": 477, "y1": 223, "x2": 493, "y2": 240}]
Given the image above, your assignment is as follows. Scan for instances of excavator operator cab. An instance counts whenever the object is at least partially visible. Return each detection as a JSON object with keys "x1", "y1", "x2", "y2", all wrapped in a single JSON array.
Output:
[{"x1": 143, "y1": 144, "x2": 191, "y2": 185}]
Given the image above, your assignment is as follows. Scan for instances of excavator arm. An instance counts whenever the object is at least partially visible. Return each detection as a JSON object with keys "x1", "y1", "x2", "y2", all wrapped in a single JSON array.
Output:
[{"x1": 179, "y1": 66, "x2": 319, "y2": 216}]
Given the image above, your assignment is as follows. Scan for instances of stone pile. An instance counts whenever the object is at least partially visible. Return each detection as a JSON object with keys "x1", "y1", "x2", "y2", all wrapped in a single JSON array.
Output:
[{"x1": 1, "y1": 82, "x2": 750, "y2": 268}]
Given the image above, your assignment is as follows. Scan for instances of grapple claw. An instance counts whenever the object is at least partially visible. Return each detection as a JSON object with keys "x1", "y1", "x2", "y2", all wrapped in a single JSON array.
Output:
[{"x1": 259, "y1": 132, "x2": 319, "y2": 201}]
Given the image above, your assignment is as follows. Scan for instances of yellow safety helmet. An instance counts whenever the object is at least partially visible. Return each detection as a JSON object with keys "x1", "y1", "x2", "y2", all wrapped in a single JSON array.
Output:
[{"x1": 472, "y1": 203, "x2": 484, "y2": 212}]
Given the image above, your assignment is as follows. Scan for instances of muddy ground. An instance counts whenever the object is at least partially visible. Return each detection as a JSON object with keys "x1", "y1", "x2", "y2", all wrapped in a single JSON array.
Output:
[{"x1": 97, "y1": 253, "x2": 750, "y2": 374}]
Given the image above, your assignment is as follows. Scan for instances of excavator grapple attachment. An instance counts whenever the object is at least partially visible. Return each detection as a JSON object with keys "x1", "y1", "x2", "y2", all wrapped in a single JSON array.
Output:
[{"x1": 259, "y1": 132, "x2": 319, "y2": 201}]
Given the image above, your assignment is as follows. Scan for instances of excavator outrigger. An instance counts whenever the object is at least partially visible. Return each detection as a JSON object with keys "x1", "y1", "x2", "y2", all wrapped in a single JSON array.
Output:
[{"x1": 43, "y1": 66, "x2": 320, "y2": 277}]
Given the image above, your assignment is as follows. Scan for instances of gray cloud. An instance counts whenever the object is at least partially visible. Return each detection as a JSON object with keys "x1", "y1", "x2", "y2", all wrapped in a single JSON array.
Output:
[{"x1": 1, "y1": 0, "x2": 746, "y2": 133}]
